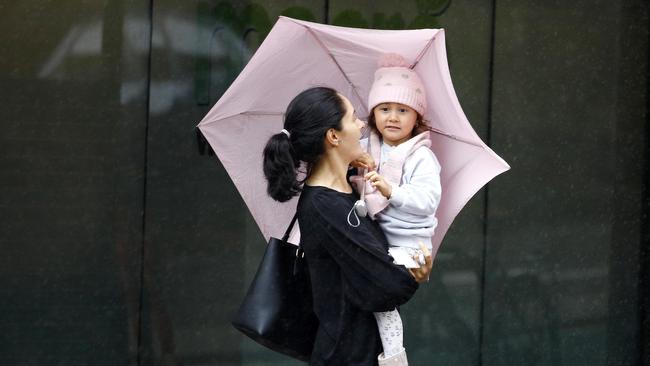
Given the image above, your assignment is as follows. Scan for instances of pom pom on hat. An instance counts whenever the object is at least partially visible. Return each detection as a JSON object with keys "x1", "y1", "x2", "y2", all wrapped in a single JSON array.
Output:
[
  {"x1": 377, "y1": 53, "x2": 410, "y2": 68},
  {"x1": 368, "y1": 53, "x2": 427, "y2": 116}
]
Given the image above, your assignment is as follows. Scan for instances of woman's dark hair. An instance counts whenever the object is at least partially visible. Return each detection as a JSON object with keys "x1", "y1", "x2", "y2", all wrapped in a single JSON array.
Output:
[
  {"x1": 366, "y1": 108, "x2": 431, "y2": 136},
  {"x1": 263, "y1": 87, "x2": 346, "y2": 202}
]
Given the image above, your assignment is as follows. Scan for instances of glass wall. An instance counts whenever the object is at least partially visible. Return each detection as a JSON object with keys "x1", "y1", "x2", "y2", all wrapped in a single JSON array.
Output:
[
  {"x1": 0, "y1": 1, "x2": 647, "y2": 365},
  {"x1": 486, "y1": 2, "x2": 648, "y2": 365},
  {"x1": 0, "y1": 1, "x2": 150, "y2": 365}
]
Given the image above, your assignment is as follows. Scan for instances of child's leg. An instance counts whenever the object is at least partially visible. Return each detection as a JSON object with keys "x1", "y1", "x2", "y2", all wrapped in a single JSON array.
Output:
[{"x1": 373, "y1": 309, "x2": 404, "y2": 357}]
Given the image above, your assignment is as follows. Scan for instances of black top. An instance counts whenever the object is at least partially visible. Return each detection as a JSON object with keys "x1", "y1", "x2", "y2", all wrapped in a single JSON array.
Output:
[{"x1": 298, "y1": 185, "x2": 418, "y2": 366}]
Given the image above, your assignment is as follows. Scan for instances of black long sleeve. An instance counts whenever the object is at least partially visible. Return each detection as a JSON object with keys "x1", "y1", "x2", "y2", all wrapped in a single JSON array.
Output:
[
  {"x1": 306, "y1": 187, "x2": 418, "y2": 311},
  {"x1": 297, "y1": 185, "x2": 418, "y2": 365}
]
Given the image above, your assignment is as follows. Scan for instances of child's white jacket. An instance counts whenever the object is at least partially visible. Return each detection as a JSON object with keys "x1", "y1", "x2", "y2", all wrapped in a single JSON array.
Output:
[{"x1": 354, "y1": 131, "x2": 442, "y2": 250}]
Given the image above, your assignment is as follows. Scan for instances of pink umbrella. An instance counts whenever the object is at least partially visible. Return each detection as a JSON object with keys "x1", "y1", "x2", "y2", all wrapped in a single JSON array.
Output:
[{"x1": 197, "y1": 16, "x2": 510, "y2": 258}]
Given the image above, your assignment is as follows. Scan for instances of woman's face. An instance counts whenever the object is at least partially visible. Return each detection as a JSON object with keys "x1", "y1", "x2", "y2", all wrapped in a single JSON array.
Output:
[
  {"x1": 336, "y1": 94, "x2": 365, "y2": 161},
  {"x1": 373, "y1": 102, "x2": 418, "y2": 146}
]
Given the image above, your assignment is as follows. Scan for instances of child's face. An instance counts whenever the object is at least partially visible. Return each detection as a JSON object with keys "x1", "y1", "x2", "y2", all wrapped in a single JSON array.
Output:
[{"x1": 373, "y1": 102, "x2": 418, "y2": 146}]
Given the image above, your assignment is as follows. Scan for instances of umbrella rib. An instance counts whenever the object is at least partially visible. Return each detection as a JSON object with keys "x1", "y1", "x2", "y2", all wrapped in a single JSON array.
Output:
[
  {"x1": 241, "y1": 111, "x2": 284, "y2": 116},
  {"x1": 198, "y1": 111, "x2": 283, "y2": 127},
  {"x1": 429, "y1": 127, "x2": 484, "y2": 148},
  {"x1": 410, "y1": 32, "x2": 438, "y2": 69},
  {"x1": 302, "y1": 27, "x2": 368, "y2": 112}
]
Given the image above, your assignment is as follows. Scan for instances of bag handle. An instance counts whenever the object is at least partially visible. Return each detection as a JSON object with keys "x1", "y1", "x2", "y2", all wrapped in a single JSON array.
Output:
[
  {"x1": 281, "y1": 213, "x2": 298, "y2": 242},
  {"x1": 281, "y1": 213, "x2": 305, "y2": 275}
]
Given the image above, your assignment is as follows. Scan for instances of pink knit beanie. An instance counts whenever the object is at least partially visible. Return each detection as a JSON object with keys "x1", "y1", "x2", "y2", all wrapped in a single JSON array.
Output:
[{"x1": 367, "y1": 53, "x2": 427, "y2": 116}]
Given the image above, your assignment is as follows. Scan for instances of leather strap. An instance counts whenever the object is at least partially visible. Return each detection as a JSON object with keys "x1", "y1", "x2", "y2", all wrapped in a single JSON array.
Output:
[{"x1": 282, "y1": 213, "x2": 299, "y2": 242}]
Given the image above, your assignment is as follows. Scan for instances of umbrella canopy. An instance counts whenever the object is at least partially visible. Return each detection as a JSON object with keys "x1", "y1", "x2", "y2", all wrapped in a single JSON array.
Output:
[{"x1": 198, "y1": 16, "x2": 510, "y2": 257}]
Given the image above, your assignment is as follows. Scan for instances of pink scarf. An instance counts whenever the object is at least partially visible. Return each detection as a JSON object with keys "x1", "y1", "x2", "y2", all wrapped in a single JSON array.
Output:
[{"x1": 352, "y1": 130, "x2": 431, "y2": 218}]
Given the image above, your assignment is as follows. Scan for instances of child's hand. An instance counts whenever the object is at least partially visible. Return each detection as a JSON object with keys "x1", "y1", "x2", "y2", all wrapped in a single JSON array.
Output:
[
  {"x1": 351, "y1": 152, "x2": 376, "y2": 171},
  {"x1": 364, "y1": 171, "x2": 392, "y2": 198}
]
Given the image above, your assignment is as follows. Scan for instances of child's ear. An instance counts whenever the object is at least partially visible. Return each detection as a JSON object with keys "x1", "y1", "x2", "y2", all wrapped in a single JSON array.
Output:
[{"x1": 326, "y1": 128, "x2": 340, "y2": 146}]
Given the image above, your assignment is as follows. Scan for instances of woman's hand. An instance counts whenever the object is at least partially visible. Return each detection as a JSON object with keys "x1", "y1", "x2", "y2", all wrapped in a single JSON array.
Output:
[
  {"x1": 364, "y1": 171, "x2": 392, "y2": 198},
  {"x1": 409, "y1": 241, "x2": 433, "y2": 284},
  {"x1": 351, "y1": 152, "x2": 376, "y2": 171}
]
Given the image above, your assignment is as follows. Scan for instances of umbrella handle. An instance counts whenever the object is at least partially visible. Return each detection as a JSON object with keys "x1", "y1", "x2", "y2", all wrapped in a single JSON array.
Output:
[
  {"x1": 348, "y1": 136, "x2": 371, "y2": 226},
  {"x1": 352, "y1": 167, "x2": 368, "y2": 223},
  {"x1": 359, "y1": 167, "x2": 367, "y2": 201}
]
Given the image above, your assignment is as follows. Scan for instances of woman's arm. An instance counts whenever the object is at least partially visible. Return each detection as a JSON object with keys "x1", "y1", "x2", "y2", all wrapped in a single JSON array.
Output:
[{"x1": 308, "y1": 193, "x2": 419, "y2": 312}]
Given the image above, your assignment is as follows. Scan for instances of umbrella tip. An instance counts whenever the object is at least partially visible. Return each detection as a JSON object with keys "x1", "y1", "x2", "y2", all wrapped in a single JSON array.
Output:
[{"x1": 195, "y1": 127, "x2": 215, "y2": 156}]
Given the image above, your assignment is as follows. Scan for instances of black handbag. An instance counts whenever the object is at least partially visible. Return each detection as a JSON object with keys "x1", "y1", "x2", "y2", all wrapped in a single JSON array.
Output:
[{"x1": 231, "y1": 214, "x2": 318, "y2": 362}]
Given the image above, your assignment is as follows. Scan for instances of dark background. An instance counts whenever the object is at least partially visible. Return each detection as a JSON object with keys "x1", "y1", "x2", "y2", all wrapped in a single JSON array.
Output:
[{"x1": 0, "y1": 1, "x2": 648, "y2": 365}]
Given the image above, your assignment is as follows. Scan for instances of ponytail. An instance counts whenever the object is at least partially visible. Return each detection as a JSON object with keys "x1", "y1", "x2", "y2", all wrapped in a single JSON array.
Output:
[{"x1": 263, "y1": 132, "x2": 300, "y2": 202}]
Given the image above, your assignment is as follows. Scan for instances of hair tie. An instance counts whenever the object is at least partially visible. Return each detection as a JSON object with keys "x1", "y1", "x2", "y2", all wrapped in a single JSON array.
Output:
[{"x1": 280, "y1": 129, "x2": 291, "y2": 138}]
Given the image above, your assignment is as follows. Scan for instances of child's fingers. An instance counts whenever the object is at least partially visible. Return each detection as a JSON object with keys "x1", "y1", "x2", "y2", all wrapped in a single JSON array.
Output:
[{"x1": 365, "y1": 172, "x2": 384, "y2": 184}]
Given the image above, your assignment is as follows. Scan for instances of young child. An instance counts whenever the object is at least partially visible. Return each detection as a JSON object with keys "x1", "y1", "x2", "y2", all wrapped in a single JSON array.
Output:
[{"x1": 352, "y1": 53, "x2": 442, "y2": 365}]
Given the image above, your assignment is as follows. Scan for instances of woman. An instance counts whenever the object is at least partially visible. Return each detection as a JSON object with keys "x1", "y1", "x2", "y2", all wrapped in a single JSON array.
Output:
[{"x1": 263, "y1": 87, "x2": 432, "y2": 366}]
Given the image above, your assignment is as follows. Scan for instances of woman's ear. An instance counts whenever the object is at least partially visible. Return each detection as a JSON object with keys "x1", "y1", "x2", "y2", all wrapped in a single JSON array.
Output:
[{"x1": 325, "y1": 128, "x2": 340, "y2": 147}]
